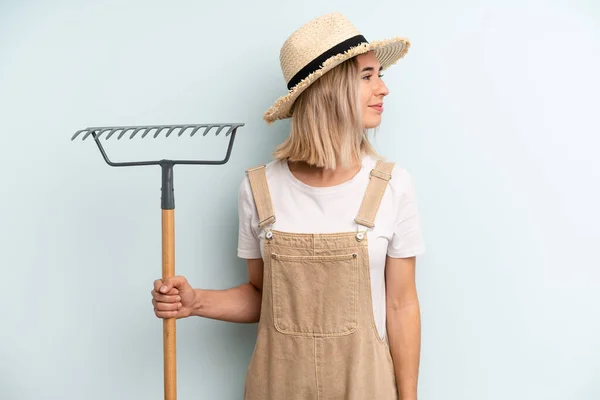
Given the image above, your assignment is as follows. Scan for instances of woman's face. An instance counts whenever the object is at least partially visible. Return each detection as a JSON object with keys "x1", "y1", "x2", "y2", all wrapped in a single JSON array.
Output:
[{"x1": 357, "y1": 51, "x2": 389, "y2": 129}]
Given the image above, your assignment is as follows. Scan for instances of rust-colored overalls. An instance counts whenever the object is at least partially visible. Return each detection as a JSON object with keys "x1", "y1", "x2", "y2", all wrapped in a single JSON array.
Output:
[{"x1": 243, "y1": 160, "x2": 397, "y2": 400}]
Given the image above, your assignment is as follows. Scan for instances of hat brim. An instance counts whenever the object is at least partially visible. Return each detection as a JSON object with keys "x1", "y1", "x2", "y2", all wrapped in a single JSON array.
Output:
[{"x1": 263, "y1": 37, "x2": 410, "y2": 125}]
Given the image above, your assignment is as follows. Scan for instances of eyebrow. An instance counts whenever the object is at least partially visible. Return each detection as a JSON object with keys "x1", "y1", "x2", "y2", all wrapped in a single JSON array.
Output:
[{"x1": 361, "y1": 66, "x2": 383, "y2": 73}]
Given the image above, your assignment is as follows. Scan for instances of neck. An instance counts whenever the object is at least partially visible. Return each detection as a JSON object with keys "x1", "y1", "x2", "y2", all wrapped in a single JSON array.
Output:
[{"x1": 287, "y1": 159, "x2": 361, "y2": 187}]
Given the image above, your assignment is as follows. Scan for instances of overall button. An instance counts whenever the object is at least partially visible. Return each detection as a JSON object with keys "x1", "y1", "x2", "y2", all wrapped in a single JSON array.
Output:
[
  {"x1": 265, "y1": 231, "x2": 273, "y2": 240},
  {"x1": 356, "y1": 232, "x2": 365, "y2": 241}
]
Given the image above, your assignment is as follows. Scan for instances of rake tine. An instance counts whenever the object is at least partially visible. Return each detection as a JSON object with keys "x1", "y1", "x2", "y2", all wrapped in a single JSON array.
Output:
[
  {"x1": 71, "y1": 129, "x2": 88, "y2": 140},
  {"x1": 174, "y1": 126, "x2": 186, "y2": 137},
  {"x1": 169, "y1": 126, "x2": 185, "y2": 138},
  {"x1": 189, "y1": 124, "x2": 206, "y2": 137},
  {"x1": 99, "y1": 128, "x2": 111, "y2": 140},
  {"x1": 128, "y1": 127, "x2": 141, "y2": 138},
  {"x1": 106, "y1": 128, "x2": 120, "y2": 140},
  {"x1": 114, "y1": 127, "x2": 130, "y2": 139},
  {"x1": 146, "y1": 126, "x2": 165, "y2": 139},
  {"x1": 134, "y1": 126, "x2": 157, "y2": 139},
  {"x1": 224, "y1": 125, "x2": 234, "y2": 136},
  {"x1": 83, "y1": 127, "x2": 110, "y2": 140},
  {"x1": 159, "y1": 126, "x2": 175, "y2": 138},
  {"x1": 214, "y1": 125, "x2": 227, "y2": 136},
  {"x1": 96, "y1": 128, "x2": 112, "y2": 140},
  {"x1": 148, "y1": 126, "x2": 161, "y2": 138},
  {"x1": 175, "y1": 125, "x2": 193, "y2": 137},
  {"x1": 121, "y1": 127, "x2": 142, "y2": 140},
  {"x1": 202, "y1": 125, "x2": 213, "y2": 136},
  {"x1": 131, "y1": 126, "x2": 150, "y2": 139},
  {"x1": 81, "y1": 129, "x2": 96, "y2": 140}
]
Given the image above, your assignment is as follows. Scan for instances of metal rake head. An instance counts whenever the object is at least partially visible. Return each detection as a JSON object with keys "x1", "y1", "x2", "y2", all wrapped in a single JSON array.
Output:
[{"x1": 71, "y1": 123, "x2": 244, "y2": 167}]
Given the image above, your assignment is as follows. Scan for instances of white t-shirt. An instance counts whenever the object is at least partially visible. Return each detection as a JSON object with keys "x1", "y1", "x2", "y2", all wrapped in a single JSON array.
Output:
[{"x1": 237, "y1": 154, "x2": 425, "y2": 340}]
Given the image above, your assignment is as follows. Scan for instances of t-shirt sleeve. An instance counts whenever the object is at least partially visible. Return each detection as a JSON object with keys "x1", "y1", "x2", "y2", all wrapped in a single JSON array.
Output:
[
  {"x1": 237, "y1": 176, "x2": 262, "y2": 259},
  {"x1": 387, "y1": 168, "x2": 426, "y2": 258}
]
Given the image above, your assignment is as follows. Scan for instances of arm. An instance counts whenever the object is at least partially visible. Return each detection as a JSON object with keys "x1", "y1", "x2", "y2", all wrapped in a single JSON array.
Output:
[
  {"x1": 385, "y1": 255, "x2": 421, "y2": 400},
  {"x1": 152, "y1": 258, "x2": 264, "y2": 324},
  {"x1": 192, "y1": 258, "x2": 264, "y2": 323}
]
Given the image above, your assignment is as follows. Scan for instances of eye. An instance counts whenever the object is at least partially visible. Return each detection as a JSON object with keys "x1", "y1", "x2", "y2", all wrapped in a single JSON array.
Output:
[{"x1": 362, "y1": 74, "x2": 384, "y2": 81}]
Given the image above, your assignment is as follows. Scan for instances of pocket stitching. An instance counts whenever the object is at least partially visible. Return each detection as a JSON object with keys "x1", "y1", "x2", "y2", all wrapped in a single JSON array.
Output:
[{"x1": 271, "y1": 253, "x2": 358, "y2": 337}]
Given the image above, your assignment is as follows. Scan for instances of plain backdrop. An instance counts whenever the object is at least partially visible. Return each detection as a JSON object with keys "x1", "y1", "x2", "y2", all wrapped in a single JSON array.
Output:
[{"x1": 1, "y1": 0, "x2": 599, "y2": 399}]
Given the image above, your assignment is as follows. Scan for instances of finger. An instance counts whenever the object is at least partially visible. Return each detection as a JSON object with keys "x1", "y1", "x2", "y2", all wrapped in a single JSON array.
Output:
[
  {"x1": 151, "y1": 288, "x2": 179, "y2": 297},
  {"x1": 153, "y1": 281, "x2": 180, "y2": 295},
  {"x1": 155, "y1": 310, "x2": 178, "y2": 319},
  {"x1": 159, "y1": 276, "x2": 188, "y2": 293},
  {"x1": 151, "y1": 292, "x2": 181, "y2": 303},
  {"x1": 153, "y1": 299, "x2": 181, "y2": 311}
]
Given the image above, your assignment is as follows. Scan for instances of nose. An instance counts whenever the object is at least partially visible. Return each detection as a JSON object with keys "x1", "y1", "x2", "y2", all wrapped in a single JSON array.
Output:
[{"x1": 376, "y1": 77, "x2": 389, "y2": 97}]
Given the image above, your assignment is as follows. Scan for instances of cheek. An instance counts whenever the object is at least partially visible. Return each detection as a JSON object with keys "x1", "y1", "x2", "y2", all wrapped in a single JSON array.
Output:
[{"x1": 360, "y1": 84, "x2": 371, "y2": 106}]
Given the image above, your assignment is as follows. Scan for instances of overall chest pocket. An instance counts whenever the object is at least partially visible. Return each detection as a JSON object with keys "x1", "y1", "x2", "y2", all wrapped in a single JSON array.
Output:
[{"x1": 270, "y1": 252, "x2": 358, "y2": 337}]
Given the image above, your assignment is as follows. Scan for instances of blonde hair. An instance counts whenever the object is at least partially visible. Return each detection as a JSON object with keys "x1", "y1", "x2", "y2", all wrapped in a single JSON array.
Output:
[{"x1": 273, "y1": 57, "x2": 380, "y2": 170}]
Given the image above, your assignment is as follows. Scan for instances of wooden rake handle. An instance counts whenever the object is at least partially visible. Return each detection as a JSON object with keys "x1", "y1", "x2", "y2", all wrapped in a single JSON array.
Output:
[
  {"x1": 162, "y1": 209, "x2": 176, "y2": 400},
  {"x1": 71, "y1": 123, "x2": 245, "y2": 400}
]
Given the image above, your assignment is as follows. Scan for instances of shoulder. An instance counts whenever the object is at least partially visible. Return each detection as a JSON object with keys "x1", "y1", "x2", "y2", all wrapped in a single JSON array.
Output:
[
  {"x1": 238, "y1": 159, "x2": 285, "y2": 200},
  {"x1": 363, "y1": 154, "x2": 415, "y2": 196},
  {"x1": 389, "y1": 163, "x2": 414, "y2": 194}
]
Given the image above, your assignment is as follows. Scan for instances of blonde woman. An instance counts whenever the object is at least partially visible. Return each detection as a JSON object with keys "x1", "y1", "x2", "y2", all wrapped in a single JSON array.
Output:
[{"x1": 151, "y1": 12, "x2": 425, "y2": 400}]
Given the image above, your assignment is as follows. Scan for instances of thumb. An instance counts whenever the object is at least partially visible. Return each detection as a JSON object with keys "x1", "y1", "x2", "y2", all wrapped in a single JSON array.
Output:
[{"x1": 159, "y1": 276, "x2": 188, "y2": 293}]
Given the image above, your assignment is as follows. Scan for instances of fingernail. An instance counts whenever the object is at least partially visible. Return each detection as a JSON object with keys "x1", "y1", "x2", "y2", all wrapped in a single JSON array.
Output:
[
  {"x1": 160, "y1": 286, "x2": 167, "y2": 293},
  {"x1": 176, "y1": 296, "x2": 181, "y2": 302}
]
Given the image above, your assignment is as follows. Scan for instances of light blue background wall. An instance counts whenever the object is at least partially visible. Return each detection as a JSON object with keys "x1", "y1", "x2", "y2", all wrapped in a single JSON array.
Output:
[{"x1": 1, "y1": 0, "x2": 598, "y2": 399}]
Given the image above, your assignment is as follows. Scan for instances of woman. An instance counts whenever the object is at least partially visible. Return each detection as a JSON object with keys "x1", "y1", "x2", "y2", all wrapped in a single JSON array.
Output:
[{"x1": 151, "y1": 12, "x2": 425, "y2": 400}]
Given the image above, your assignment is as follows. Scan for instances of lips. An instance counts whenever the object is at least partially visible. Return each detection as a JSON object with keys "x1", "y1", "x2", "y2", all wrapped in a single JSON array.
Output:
[{"x1": 368, "y1": 103, "x2": 384, "y2": 112}]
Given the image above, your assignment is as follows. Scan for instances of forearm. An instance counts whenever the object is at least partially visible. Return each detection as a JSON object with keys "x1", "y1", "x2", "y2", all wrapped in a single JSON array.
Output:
[
  {"x1": 191, "y1": 283, "x2": 262, "y2": 323},
  {"x1": 387, "y1": 301, "x2": 421, "y2": 400}
]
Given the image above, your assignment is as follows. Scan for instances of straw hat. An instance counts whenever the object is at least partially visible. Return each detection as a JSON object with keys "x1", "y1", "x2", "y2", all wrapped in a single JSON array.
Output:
[{"x1": 263, "y1": 12, "x2": 411, "y2": 124}]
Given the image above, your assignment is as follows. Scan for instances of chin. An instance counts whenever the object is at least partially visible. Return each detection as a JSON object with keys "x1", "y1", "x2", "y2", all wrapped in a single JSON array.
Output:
[{"x1": 363, "y1": 118, "x2": 382, "y2": 129}]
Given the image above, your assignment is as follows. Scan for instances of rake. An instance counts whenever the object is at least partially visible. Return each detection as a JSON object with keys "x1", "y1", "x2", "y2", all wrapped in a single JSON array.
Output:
[{"x1": 72, "y1": 122, "x2": 244, "y2": 400}]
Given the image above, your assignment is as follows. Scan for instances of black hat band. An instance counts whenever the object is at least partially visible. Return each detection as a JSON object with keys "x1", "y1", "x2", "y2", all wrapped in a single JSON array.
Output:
[{"x1": 286, "y1": 34, "x2": 369, "y2": 90}]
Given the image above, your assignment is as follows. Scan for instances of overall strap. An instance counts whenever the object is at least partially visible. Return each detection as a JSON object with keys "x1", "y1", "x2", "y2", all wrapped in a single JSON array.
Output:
[
  {"x1": 246, "y1": 164, "x2": 276, "y2": 229},
  {"x1": 354, "y1": 160, "x2": 395, "y2": 229}
]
